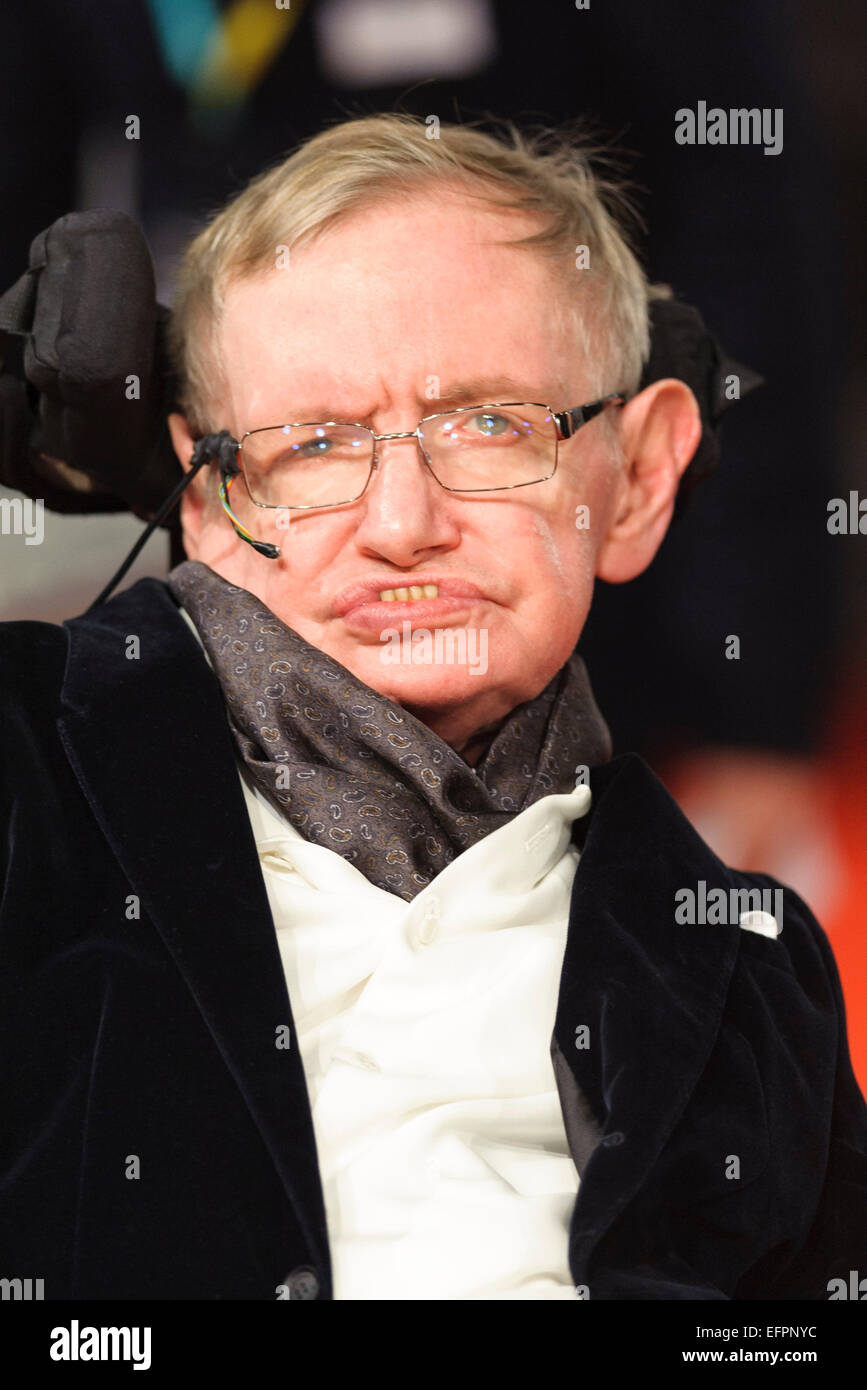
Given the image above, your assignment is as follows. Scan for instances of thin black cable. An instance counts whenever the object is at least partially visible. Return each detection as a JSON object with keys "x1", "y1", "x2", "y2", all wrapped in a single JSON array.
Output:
[{"x1": 86, "y1": 456, "x2": 209, "y2": 611}]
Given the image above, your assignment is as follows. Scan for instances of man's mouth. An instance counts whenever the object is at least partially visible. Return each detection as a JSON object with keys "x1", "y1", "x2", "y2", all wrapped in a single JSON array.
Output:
[
  {"x1": 378, "y1": 585, "x2": 440, "y2": 601},
  {"x1": 331, "y1": 577, "x2": 487, "y2": 631}
]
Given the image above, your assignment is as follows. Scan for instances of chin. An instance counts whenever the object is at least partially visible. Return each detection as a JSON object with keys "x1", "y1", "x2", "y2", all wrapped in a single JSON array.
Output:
[{"x1": 347, "y1": 651, "x2": 496, "y2": 708}]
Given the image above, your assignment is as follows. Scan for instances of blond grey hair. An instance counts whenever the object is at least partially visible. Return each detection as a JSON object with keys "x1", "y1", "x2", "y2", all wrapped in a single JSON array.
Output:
[{"x1": 168, "y1": 112, "x2": 663, "y2": 436}]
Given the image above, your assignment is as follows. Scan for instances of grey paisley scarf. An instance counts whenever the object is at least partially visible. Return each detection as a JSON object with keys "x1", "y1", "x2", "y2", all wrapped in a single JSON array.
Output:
[{"x1": 167, "y1": 560, "x2": 611, "y2": 901}]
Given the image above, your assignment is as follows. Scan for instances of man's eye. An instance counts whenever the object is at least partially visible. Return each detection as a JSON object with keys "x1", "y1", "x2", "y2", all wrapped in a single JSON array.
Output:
[
  {"x1": 294, "y1": 435, "x2": 335, "y2": 457},
  {"x1": 467, "y1": 411, "x2": 511, "y2": 437}
]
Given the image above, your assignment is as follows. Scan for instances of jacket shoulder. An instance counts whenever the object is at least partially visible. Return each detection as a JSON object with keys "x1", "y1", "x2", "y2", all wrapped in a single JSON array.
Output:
[
  {"x1": 0, "y1": 578, "x2": 184, "y2": 722},
  {"x1": 588, "y1": 751, "x2": 841, "y2": 985},
  {"x1": 0, "y1": 617, "x2": 69, "y2": 710}
]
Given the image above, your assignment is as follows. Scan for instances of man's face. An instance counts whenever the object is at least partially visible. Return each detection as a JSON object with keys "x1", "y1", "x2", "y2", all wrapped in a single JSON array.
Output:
[{"x1": 176, "y1": 189, "x2": 625, "y2": 751}]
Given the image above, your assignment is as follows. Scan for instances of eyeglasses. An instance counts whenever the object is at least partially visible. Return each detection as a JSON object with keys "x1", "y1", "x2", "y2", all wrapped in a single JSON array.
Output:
[
  {"x1": 235, "y1": 394, "x2": 625, "y2": 507},
  {"x1": 196, "y1": 392, "x2": 625, "y2": 558}
]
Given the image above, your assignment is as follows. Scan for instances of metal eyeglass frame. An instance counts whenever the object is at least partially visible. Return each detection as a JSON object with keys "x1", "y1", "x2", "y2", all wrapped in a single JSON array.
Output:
[{"x1": 190, "y1": 392, "x2": 626, "y2": 559}]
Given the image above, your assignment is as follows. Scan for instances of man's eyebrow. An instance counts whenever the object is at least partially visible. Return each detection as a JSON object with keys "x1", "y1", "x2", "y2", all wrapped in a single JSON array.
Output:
[
  {"x1": 263, "y1": 378, "x2": 563, "y2": 426},
  {"x1": 427, "y1": 377, "x2": 558, "y2": 408}
]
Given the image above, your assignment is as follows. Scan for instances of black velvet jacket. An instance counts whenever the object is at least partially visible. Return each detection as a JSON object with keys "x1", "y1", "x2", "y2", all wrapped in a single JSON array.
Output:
[{"x1": 1, "y1": 577, "x2": 865, "y2": 1300}]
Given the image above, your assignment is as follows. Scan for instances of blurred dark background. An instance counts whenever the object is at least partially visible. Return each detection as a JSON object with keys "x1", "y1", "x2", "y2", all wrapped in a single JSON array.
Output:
[{"x1": 1, "y1": 0, "x2": 865, "y2": 1077}]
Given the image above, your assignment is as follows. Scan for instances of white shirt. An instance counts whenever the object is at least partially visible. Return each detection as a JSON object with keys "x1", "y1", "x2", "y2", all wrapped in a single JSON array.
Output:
[{"x1": 242, "y1": 760, "x2": 593, "y2": 1301}]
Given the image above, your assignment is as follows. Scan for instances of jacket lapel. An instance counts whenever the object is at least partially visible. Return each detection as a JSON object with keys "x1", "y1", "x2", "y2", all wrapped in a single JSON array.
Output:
[
  {"x1": 551, "y1": 753, "x2": 741, "y2": 1285},
  {"x1": 57, "y1": 578, "x2": 332, "y2": 1289}
]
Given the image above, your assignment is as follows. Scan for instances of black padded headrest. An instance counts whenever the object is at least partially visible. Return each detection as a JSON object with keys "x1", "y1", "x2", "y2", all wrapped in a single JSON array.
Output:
[
  {"x1": 0, "y1": 209, "x2": 179, "y2": 516},
  {"x1": 640, "y1": 295, "x2": 763, "y2": 515}
]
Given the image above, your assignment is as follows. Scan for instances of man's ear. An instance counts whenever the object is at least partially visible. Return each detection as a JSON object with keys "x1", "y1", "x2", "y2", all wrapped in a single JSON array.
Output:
[
  {"x1": 596, "y1": 378, "x2": 702, "y2": 584},
  {"x1": 168, "y1": 411, "x2": 210, "y2": 550},
  {"x1": 168, "y1": 411, "x2": 196, "y2": 474}
]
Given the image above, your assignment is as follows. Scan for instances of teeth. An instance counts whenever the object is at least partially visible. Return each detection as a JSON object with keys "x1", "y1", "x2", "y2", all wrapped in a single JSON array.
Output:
[{"x1": 379, "y1": 584, "x2": 439, "y2": 601}]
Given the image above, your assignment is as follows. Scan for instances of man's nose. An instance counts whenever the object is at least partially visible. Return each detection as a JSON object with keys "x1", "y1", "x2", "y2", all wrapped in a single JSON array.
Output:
[{"x1": 352, "y1": 432, "x2": 460, "y2": 560}]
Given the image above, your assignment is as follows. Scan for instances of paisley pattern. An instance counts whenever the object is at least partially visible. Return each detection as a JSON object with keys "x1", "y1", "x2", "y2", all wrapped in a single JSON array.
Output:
[{"x1": 167, "y1": 560, "x2": 612, "y2": 901}]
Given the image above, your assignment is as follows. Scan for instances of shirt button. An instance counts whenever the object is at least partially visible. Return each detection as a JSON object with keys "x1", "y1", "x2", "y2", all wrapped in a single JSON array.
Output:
[
  {"x1": 416, "y1": 895, "x2": 441, "y2": 946},
  {"x1": 283, "y1": 1266, "x2": 320, "y2": 1299}
]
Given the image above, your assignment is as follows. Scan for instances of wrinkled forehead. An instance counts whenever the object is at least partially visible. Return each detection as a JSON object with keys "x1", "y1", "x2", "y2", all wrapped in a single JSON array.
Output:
[{"x1": 215, "y1": 192, "x2": 591, "y2": 430}]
